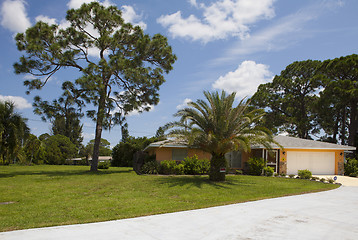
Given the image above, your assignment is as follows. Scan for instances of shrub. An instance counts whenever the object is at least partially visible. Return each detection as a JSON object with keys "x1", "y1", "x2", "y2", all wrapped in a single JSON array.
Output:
[
  {"x1": 344, "y1": 158, "x2": 358, "y2": 177},
  {"x1": 297, "y1": 169, "x2": 312, "y2": 179},
  {"x1": 349, "y1": 172, "x2": 358, "y2": 177},
  {"x1": 247, "y1": 157, "x2": 265, "y2": 176},
  {"x1": 327, "y1": 177, "x2": 334, "y2": 184},
  {"x1": 98, "y1": 161, "x2": 110, "y2": 169},
  {"x1": 174, "y1": 164, "x2": 185, "y2": 175},
  {"x1": 235, "y1": 169, "x2": 243, "y2": 175},
  {"x1": 289, "y1": 174, "x2": 295, "y2": 178},
  {"x1": 311, "y1": 177, "x2": 319, "y2": 181},
  {"x1": 159, "y1": 160, "x2": 178, "y2": 175},
  {"x1": 280, "y1": 173, "x2": 286, "y2": 177},
  {"x1": 182, "y1": 155, "x2": 210, "y2": 175},
  {"x1": 141, "y1": 161, "x2": 160, "y2": 174},
  {"x1": 274, "y1": 173, "x2": 279, "y2": 177},
  {"x1": 263, "y1": 166, "x2": 274, "y2": 176},
  {"x1": 320, "y1": 178, "x2": 326, "y2": 183}
]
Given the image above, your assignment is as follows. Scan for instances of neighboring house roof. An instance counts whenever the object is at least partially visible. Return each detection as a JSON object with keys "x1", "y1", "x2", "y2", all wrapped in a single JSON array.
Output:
[
  {"x1": 145, "y1": 136, "x2": 356, "y2": 151},
  {"x1": 144, "y1": 139, "x2": 188, "y2": 151},
  {"x1": 87, "y1": 156, "x2": 112, "y2": 161},
  {"x1": 253, "y1": 135, "x2": 356, "y2": 151}
]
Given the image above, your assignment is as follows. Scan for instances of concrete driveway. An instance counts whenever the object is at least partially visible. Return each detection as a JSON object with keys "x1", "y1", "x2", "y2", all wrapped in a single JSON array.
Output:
[
  {"x1": 1, "y1": 182, "x2": 358, "y2": 240},
  {"x1": 313, "y1": 175, "x2": 358, "y2": 186}
]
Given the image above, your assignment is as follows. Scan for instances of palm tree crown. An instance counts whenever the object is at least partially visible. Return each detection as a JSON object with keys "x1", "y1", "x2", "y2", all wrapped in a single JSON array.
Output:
[
  {"x1": 0, "y1": 101, "x2": 29, "y2": 164},
  {"x1": 166, "y1": 90, "x2": 274, "y2": 181}
]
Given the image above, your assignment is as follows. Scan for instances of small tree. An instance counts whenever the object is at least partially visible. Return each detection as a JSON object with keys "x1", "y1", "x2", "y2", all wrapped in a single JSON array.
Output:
[
  {"x1": 166, "y1": 91, "x2": 275, "y2": 181},
  {"x1": 0, "y1": 101, "x2": 29, "y2": 164},
  {"x1": 14, "y1": 2, "x2": 176, "y2": 171},
  {"x1": 43, "y1": 134, "x2": 77, "y2": 164}
]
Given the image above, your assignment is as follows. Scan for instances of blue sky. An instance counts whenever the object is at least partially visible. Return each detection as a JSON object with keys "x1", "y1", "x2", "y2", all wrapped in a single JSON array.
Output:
[{"x1": 0, "y1": 0, "x2": 357, "y2": 148}]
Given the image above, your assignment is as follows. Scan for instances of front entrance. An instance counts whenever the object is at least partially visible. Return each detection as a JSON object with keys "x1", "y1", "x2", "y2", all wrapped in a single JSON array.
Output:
[
  {"x1": 266, "y1": 150, "x2": 278, "y2": 173},
  {"x1": 252, "y1": 149, "x2": 279, "y2": 173}
]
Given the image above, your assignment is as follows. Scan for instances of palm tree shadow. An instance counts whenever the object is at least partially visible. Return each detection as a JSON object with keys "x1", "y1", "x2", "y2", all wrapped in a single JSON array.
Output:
[
  {"x1": 154, "y1": 175, "x2": 239, "y2": 189},
  {"x1": 0, "y1": 167, "x2": 132, "y2": 178}
]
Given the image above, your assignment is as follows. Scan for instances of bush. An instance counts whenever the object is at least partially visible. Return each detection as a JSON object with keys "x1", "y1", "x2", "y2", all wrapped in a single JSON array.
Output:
[
  {"x1": 247, "y1": 157, "x2": 265, "y2": 176},
  {"x1": 235, "y1": 169, "x2": 243, "y2": 175},
  {"x1": 280, "y1": 173, "x2": 286, "y2": 177},
  {"x1": 320, "y1": 178, "x2": 326, "y2": 183},
  {"x1": 159, "y1": 160, "x2": 178, "y2": 175},
  {"x1": 311, "y1": 176, "x2": 319, "y2": 181},
  {"x1": 297, "y1": 169, "x2": 312, "y2": 179},
  {"x1": 141, "y1": 161, "x2": 160, "y2": 174},
  {"x1": 98, "y1": 161, "x2": 110, "y2": 169},
  {"x1": 327, "y1": 177, "x2": 334, "y2": 184},
  {"x1": 263, "y1": 166, "x2": 274, "y2": 177},
  {"x1": 274, "y1": 173, "x2": 279, "y2": 177},
  {"x1": 289, "y1": 174, "x2": 295, "y2": 178},
  {"x1": 344, "y1": 158, "x2": 358, "y2": 177},
  {"x1": 182, "y1": 155, "x2": 210, "y2": 175},
  {"x1": 174, "y1": 164, "x2": 185, "y2": 175}
]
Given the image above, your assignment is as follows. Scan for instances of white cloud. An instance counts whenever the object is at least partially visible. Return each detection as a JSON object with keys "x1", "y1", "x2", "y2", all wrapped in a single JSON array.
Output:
[
  {"x1": 216, "y1": 0, "x2": 344, "y2": 63},
  {"x1": 67, "y1": 0, "x2": 96, "y2": 9},
  {"x1": 0, "y1": 95, "x2": 32, "y2": 110},
  {"x1": 212, "y1": 60, "x2": 273, "y2": 98},
  {"x1": 121, "y1": 5, "x2": 147, "y2": 30},
  {"x1": 35, "y1": 15, "x2": 57, "y2": 25},
  {"x1": 127, "y1": 104, "x2": 154, "y2": 117},
  {"x1": 157, "y1": 0, "x2": 275, "y2": 43},
  {"x1": 176, "y1": 98, "x2": 192, "y2": 110},
  {"x1": 0, "y1": 0, "x2": 31, "y2": 33}
]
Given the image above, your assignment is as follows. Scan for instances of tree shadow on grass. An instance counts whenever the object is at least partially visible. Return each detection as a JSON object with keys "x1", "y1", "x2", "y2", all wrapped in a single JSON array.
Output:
[
  {"x1": 153, "y1": 175, "x2": 247, "y2": 189},
  {"x1": 0, "y1": 167, "x2": 133, "y2": 178}
]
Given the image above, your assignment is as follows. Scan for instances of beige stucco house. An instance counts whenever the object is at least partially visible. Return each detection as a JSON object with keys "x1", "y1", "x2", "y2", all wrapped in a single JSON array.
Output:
[{"x1": 144, "y1": 135, "x2": 356, "y2": 175}]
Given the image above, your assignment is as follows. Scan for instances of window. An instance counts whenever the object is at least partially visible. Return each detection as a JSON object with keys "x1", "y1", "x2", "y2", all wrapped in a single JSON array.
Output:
[
  {"x1": 172, "y1": 148, "x2": 188, "y2": 161},
  {"x1": 225, "y1": 151, "x2": 242, "y2": 168}
]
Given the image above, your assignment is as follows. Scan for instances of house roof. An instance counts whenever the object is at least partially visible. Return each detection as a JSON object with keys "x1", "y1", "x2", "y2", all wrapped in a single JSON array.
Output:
[
  {"x1": 144, "y1": 139, "x2": 188, "y2": 151},
  {"x1": 253, "y1": 135, "x2": 356, "y2": 151},
  {"x1": 145, "y1": 136, "x2": 356, "y2": 151}
]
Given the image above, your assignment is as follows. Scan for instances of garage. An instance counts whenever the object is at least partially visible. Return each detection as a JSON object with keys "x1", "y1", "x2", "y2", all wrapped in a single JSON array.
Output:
[{"x1": 286, "y1": 151, "x2": 335, "y2": 175}]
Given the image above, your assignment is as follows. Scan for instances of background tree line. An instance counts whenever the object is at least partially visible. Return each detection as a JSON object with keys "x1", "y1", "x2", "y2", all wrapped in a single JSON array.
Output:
[{"x1": 251, "y1": 54, "x2": 357, "y2": 156}]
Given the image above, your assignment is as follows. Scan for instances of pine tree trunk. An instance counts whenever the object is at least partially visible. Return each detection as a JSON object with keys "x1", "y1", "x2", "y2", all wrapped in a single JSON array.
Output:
[
  {"x1": 348, "y1": 100, "x2": 357, "y2": 147},
  {"x1": 90, "y1": 88, "x2": 106, "y2": 172},
  {"x1": 209, "y1": 153, "x2": 226, "y2": 181}
]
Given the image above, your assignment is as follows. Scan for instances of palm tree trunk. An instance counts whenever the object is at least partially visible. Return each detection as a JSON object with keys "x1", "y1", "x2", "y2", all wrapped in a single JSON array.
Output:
[{"x1": 209, "y1": 153, "x2": 226, "y2": 181}]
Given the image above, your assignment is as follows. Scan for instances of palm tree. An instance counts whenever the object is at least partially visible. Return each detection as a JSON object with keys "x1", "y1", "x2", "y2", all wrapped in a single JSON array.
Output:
[
  {"x1": 166, "y1": 91, "x2": 275, "y2": 181},
  {"x1": 0, "y1": 101, "x2": 29, "y2": 164}
]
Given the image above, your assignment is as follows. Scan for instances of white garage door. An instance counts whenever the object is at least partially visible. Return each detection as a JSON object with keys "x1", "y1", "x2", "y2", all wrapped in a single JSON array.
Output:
[{"x1": 287, "y1": 151, "x2": 335, "y2": 175}]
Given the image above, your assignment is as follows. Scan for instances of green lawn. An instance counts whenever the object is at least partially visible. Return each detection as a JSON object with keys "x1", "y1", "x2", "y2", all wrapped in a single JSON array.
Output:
[{"x1": 0, "y1": 165, "x2": 339, "y2": 232}]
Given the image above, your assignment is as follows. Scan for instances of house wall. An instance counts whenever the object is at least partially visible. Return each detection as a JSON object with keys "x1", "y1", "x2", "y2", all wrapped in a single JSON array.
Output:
[{"x1": 150, "y1": 147, "x2": 211, "y2": 162}]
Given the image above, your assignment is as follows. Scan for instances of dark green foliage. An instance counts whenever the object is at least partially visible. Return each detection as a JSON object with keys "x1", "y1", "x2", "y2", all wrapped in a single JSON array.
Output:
[
  {"x1": 289, "y1": 174, "x2": 295, "y2": 178},
  {"x1": 247, "y1": 157, "x2": 265, "y2": 176},
  {"x1": 43, "y1": 135, "x2": 77, "y2": 164},
  {"x1": 251, "y1": 60, "x2": 321, "y2": 139},
  {"x1": 159, "y1": 160, "x2": 178, "y2": 175},
  {"x1": 33, "y1": 82, "x2": 84, "y2": 148},
  {"x1": 23, "y1": 134, "x2": 46, "y2": 165},
  {"x1": 298, "y1": 169, "x2": 312, "y2": 179},
  {"x1": 344, "y1": 158, "x2": 358, "y2": 177},
  {"x1": 141, "y1": 161, "x2": 160, "y2": 174},
  {"x1": 98, "y1": 161, "x2": 110, "y2": 169},
  {"x1": 318, "y1": 54, "x2": 358, "y2": 149},
  {"x1": 263, "y1": 166, "x2": 274, "y2": 176},
  {"x1": 182, "y1": 155, "x2": 210, "y2": 175},
  {"x1": 14, "y1": 2, "x2": 176, "y2": 171},
  {"x1": 0, "y1": 101, "x2": 30, "y2": 165},
  {"x1": 165, "y1": 90, "x2": 275, "y2": 181},
  {"x1": 280, "y1": 173, "x2": 286, "y2": 177},
  {"x1": 83, "y1": 139, "x2": 112, "y2": 157},
  {"x1": 111, "y1": 136, "x2": 161, "y2": 167}
]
